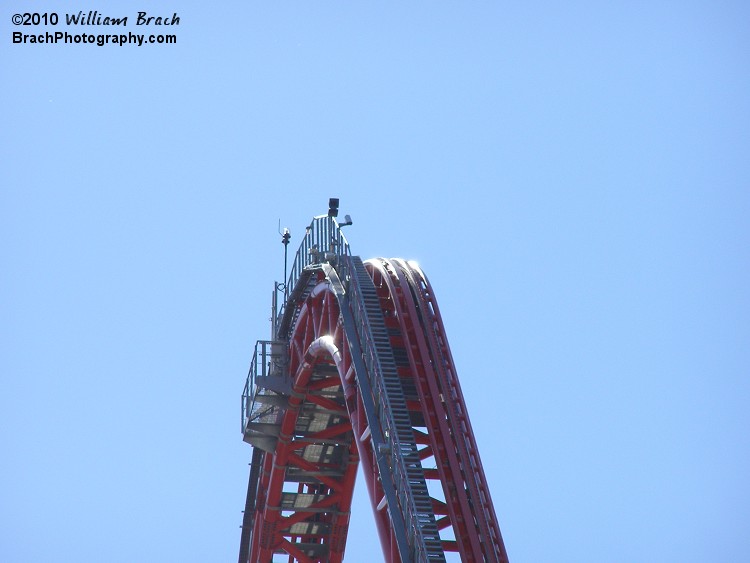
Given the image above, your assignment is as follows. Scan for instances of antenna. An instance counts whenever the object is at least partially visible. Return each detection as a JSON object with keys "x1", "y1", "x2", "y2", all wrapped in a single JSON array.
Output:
[{"x1": 278, "y1": 220, "x2": 291, "y2": 300}]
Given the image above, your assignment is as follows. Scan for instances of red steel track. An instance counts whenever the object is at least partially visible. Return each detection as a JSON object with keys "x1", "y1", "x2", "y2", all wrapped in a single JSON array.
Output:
[{"x1": 239, "y1": 215, "x2": 508, "y2": 563}]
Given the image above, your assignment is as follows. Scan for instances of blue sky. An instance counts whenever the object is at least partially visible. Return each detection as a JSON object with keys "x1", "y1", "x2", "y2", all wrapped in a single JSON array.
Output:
[{"x1": 2, "y1": 2, "x2": 748, "y2": 561}]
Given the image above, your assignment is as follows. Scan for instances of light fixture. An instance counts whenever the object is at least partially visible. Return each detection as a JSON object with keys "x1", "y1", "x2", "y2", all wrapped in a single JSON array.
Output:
[{"x1": 328, "y1": 198, "x2": 339, "y2": 217}]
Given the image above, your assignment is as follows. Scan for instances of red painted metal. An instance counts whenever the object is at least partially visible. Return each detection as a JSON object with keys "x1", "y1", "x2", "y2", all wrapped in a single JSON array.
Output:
[
  {"x1": 247, "y1": 282, "x2": 358, "y2": 563},
  {"x1": 365, "y1": 258, "x2": 509, "y2": 563},
  {"x1": 242, "y1": 262, "x2": 508, "y2": 562}
]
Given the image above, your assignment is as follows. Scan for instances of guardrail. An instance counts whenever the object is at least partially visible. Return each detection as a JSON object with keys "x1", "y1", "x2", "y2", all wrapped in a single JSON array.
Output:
[
  {"x1": 241, "y1": 340, "x2": 281, "y2": 432},
  {"x1": 275, "y1": 215, "x2": 351, "y2": 337}
]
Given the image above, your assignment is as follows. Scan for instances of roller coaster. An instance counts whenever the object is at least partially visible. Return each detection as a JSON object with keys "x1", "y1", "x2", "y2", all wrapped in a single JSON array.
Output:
[{"x1": 239, "y1": 200, "x2": 509, "y2": 563}]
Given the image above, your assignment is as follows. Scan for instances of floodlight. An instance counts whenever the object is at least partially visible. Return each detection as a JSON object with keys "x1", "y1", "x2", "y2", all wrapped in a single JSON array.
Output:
[{"x1": 328, "y1": 198, "x2": 340, "y2": 217}]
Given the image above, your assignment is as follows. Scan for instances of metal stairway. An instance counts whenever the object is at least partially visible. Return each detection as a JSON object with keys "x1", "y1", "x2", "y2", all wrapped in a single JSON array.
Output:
[{"x1": 327, "y1": 256, "x2": 446, "y2": 563}]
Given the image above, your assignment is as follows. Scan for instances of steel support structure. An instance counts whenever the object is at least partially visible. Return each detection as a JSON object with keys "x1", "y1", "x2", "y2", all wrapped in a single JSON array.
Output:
[{"x1": 239, "y1": 213, "x2": 509, "y2": 563}]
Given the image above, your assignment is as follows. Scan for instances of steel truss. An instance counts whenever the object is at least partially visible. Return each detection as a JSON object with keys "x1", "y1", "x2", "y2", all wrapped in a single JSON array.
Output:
[{"x1": 239, "y1": 214, "x2": 509, "y2": 563}]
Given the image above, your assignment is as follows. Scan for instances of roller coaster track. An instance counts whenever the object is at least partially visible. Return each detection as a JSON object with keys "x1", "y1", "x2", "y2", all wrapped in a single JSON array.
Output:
[{"x1": 239, "y1": 211, "x2": 509, "y2": 563}]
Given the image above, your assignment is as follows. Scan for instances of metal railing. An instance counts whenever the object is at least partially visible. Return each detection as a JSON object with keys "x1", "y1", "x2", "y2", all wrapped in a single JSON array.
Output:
[
  {"x1": 241, "y1": 340, "x2": 286, "y2": 432},
  {"x1": 276, "y1": 215, "x2": 351, "y2": 336}
]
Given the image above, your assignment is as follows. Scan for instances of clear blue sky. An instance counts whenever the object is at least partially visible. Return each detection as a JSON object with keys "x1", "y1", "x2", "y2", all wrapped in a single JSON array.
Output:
[{"x1": 2, "y1": 2, "x2": 748, "y2": 562}]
